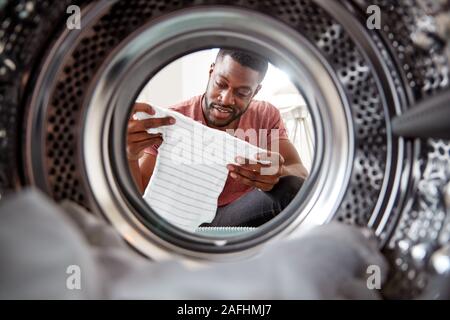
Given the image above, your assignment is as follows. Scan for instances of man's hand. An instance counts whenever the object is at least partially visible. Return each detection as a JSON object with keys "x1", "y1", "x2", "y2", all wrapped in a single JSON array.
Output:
[
  {"x1": 226, "y1": 152, "x2": 285, "y2": 192},
  {"x1": 127, "y1": 103, "x2": 175, "y2": 161}
]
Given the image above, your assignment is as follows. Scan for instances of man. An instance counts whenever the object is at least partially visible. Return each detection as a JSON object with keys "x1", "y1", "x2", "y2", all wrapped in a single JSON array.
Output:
[{"x1": 127, "y1": 49, "x2": 308, "y2": 227}]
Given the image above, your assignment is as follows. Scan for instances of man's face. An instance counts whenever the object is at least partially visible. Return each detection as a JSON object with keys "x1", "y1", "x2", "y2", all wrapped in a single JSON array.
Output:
[{"x1": 203, "y1": 55, "x2": 262, "y2": 128}]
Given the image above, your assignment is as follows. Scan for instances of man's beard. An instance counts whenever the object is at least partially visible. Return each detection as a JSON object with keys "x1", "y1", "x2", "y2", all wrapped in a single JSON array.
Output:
[{"x1": 203, "y1": 96, "x2": 248, "y2": 128}]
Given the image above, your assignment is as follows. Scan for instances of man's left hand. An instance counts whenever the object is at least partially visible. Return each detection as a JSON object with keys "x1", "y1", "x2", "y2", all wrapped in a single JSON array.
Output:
[{"x1": 226, "y1": 152, "x2": 285, "y2": 192}]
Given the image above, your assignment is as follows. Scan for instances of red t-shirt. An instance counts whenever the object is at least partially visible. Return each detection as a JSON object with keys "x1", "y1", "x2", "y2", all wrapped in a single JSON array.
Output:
[{"x1": 145, "y1": 95, "x2": 289, "y2": 206}]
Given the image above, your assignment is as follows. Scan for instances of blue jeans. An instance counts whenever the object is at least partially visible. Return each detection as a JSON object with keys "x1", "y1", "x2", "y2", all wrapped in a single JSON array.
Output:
[{"x1": 202, "y1": 176, "x2": 304, "y2": 227}]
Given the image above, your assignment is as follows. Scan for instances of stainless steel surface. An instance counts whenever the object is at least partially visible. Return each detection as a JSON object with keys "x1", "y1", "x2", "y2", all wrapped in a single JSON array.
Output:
[
  {"x1": 419, "y1": 244, "x2": 450, "y2": 299},
  {"x1": 0, "y1": 0, "x2": 449, "y2": 298},
  {"x1": 430, "y1": 244, "x2": 450, "y2": 275},
  {"x1": 411, "y1": 242, "x2": 435, "y2": 267},
  {"x1": 445, "y1": 182, "x2": 450, "y2": 214}
]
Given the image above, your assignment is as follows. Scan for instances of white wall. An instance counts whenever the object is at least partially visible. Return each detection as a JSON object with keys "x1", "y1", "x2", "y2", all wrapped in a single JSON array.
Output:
[{"x1": 137, "y1": 49, "x2": 217, "y2": 107}]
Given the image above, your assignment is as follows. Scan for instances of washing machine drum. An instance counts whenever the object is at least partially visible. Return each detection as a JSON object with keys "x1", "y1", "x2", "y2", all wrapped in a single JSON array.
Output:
[{"x1": 0, "y1": 0, "x2": 449, "y2": 299}]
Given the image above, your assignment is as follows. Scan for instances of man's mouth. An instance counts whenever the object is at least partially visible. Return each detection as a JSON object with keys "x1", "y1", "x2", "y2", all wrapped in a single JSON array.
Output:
[
  {"x1": 212, "y1": 104, "x2": 233, "y2": 113},
  {"x1": 210, "y1": 104, "x2": 234, "y2": 120}
]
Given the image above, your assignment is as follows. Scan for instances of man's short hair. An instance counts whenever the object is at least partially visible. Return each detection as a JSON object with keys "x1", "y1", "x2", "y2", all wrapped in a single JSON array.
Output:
[{"x1": 216, "y1": 49, "x2": 269, "y2": 82}]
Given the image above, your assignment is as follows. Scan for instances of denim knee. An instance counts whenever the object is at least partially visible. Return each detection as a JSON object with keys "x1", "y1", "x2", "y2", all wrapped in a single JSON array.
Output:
[
  {"x1": 267, "y1": 175, "x2": 304, "y2": 208},
  {"x1": 279, "y1": 175, "x2": 304, "y2": 194}
]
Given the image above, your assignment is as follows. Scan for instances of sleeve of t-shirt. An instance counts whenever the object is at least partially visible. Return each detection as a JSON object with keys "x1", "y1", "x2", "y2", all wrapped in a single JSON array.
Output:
[{"x1": 267, "y1": 104, "x2": 289, "y2": 142}]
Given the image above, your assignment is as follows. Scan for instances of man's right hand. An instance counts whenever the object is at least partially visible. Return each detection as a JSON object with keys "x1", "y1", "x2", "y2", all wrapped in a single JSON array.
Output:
[{"x1": 127, "y1": 103, "x2": 175, "y2": 161}]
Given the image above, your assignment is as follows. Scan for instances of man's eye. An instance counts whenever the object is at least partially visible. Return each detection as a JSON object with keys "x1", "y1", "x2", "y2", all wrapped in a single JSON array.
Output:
[
  {"x1": 237, "y1": 91, "x2": 251, "y2": 98},
  {"x1": 215, "y1": 81, "x2": 227, "y2": 88}
]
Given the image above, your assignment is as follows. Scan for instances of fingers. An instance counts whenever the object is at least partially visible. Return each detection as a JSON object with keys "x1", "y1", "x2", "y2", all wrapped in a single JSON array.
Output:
[
  {"x1": 128, "y1": 136, "x2": 163, "y2": 150},
  {"x1": 228, "y1": 164, "x2": 279, "y2": 183},
  {"x1": 128, "y1": 132, "x2": 162, "y2": 143},
  {"x1": 225, "y1": 151, "x2": 284, "y2": 190},
  {"x1": 256, "y1": 151, "x2": 285, "y2": 165},
  {"x1": 128, "y1": 119, "x2": 146, "y2": 134},
  {"x1": 127, "y1": 115, "x2": 175, "y2": 136},
  {"x1": 229, "y1": 171, "x2": 275, "y2": 191},
  {"x1": 130, "y1": 103, "x2": 176, "y2": 128},
  {"x1": 132, "y1": 103, "x2": 155, "y2": 116},
  {"x1": 127, "y1": 136, "x2": 163, "y2": 160},
  {"x1": 140, "y1": 116, "x2": 175, "y2": 129},
  {"x1": 230, "y1": 152, "x2": 284, "y2": 172},
  {"x1": 234, "y1": 156, "x2": 271, "y2": 172},
  {"x1": 127, "y1": 103, "x2": 175, "y2": 160},
  {"x1": 232, "y1": 162, "x2": 269, "y2": 173},
  {"x1": 228, "y1": 152, "x2": 282, "y2": 176},
  {"x1": 132, "y1": 137, "x2": 163, "y2": 150}
]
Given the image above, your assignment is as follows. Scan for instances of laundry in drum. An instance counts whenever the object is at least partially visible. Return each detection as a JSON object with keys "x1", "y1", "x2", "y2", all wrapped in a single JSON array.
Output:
[{"x1": 134, "y1": 107, "x2": 269, "y2": 232}]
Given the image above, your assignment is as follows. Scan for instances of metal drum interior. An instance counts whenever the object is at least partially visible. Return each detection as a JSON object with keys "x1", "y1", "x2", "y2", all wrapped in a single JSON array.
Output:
[{"x1": 0, "y1": 0, "x2": 449, "y2": 299}]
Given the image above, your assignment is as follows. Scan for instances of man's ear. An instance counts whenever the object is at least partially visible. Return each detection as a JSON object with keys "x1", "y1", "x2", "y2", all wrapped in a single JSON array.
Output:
[
  {"x1": 253, "y1": 84, "x2": 262, "y2": 98},
  {"x1": 208, "y1": 63, "x2": 215, "y2": 78}
]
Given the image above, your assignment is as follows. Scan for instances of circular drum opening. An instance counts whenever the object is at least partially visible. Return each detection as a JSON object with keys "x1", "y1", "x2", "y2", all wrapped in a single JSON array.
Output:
[
  {"x1": 20, "y1": 0, "x2": 410, "y2": 264},
  {"x1": 83, "y1": 7, "x2": 355, "y2": 259}
]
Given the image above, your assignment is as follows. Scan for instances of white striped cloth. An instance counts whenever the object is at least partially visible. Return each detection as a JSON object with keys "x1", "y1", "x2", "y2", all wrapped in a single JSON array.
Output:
[{"x1": 135, "y1": 107, "x2": 267, "y2": 232}]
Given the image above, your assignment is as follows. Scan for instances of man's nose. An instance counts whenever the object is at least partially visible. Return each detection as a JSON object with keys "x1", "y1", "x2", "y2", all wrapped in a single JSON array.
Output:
[{"x1": 220, "y1": 88, "x2": 235, "y2": 106}]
